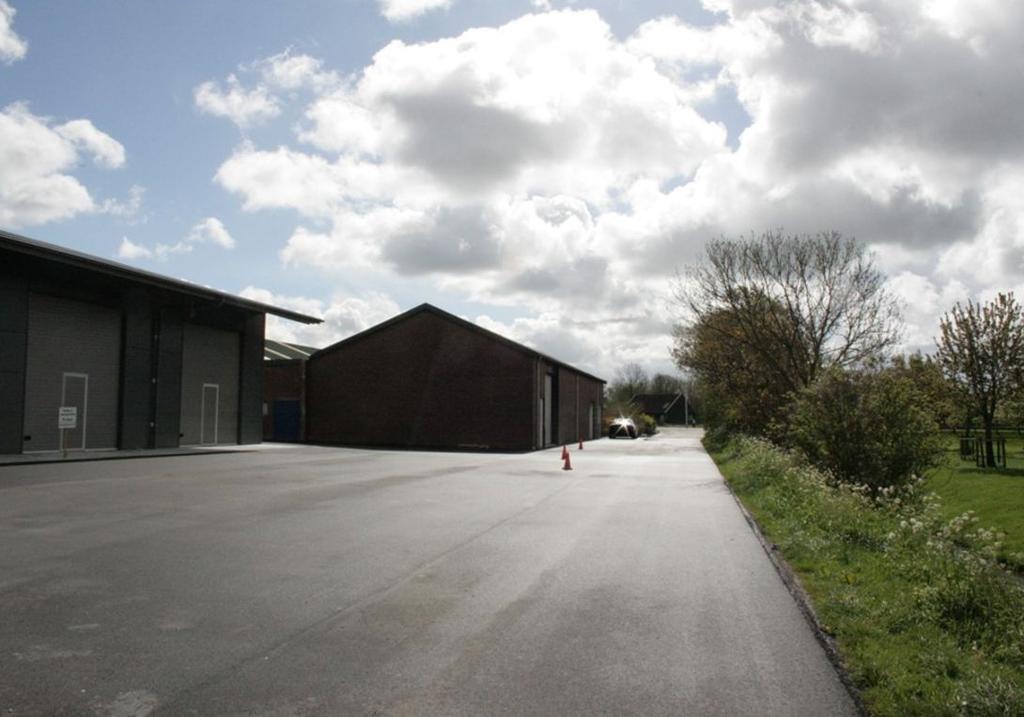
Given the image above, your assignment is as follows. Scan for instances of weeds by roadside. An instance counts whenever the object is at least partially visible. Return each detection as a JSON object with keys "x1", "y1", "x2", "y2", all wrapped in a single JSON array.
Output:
[{"x1": 712, "y1": 436, "x2": 1024, "y2": 716}]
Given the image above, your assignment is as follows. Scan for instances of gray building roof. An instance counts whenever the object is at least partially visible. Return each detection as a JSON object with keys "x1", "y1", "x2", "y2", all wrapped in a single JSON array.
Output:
[{"x1": 0, "y1": 228, "x2": 322, "y2": 325}]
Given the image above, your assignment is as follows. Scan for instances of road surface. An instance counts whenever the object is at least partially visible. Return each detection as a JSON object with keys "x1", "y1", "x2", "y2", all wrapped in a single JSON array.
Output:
[{"x1": 0, "y1": 428, "x2": 856, "y2": 716}]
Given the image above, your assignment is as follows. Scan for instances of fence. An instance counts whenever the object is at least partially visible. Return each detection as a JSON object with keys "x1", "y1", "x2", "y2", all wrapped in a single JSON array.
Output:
[{"x1": 959, "y1": 435, "x2": 1008, "y2": 468}]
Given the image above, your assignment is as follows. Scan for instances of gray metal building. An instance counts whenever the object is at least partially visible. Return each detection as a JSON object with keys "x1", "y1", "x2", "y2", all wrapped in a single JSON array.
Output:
[{"x1": 0, "y1": 229, "x2": 320, "y2": 455}]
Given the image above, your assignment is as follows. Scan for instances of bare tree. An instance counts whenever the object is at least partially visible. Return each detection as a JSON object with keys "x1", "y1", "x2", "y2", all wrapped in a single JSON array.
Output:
[
  {"x1": 936, "y1": 293, "x2": 1024, "y2": 467},
  {"x1": 674, "y1": 231, "x2": 901, "y2": 398},
  {"x1": 649, "y1": 373, "x2": 684, "y2": 394},
  {"x1": 604, "y1": 363, "x2": 650, "y2": 419},
  {"x1": 608, "y1": 362, "x2": 649, "y2": 404}
]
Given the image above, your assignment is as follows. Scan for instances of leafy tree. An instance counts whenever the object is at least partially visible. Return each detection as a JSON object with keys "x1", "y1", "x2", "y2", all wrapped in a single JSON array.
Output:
[
  {"x1": 675, "y1": 231, "x2": 901, "y2": 399},
  {"x1": 673, "y1": 304, "x2": 793, "y2": 437},
  {"x1": 788, "y1": 367, "x2": 944, "y2": 490},
  {"x1": 888, "y1": 352, "x2": 958, "y2": 429},
  {"x1": 936, "y1": 293, "x2": 1024, "y2": 467}
]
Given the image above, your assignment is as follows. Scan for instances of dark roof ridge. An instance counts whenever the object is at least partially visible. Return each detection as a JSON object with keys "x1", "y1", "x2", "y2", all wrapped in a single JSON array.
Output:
[
  {"x1": 311, "y1": 302, "x2": 605, "y2": 383},
  {"x1": 1, "y1": 228, "x2": 322, "y2": 325}
]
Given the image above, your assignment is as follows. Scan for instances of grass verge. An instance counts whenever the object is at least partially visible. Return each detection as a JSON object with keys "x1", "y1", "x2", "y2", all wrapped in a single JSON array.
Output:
[
  {"x1": 926, "y1": 436, "x2": 1024, "y2": 571},
  {"x1": 710, "y1": 436, "x2": 1024, "y2": 716}
]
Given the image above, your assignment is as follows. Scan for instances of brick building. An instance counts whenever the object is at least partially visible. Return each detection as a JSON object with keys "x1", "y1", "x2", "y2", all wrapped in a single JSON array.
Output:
[
  {"x1": 303, "y1": 304, "x2": 604, "y2": 451},
  {"x1": 631, "y1": 393, "x2": 689, "y2": 425}
]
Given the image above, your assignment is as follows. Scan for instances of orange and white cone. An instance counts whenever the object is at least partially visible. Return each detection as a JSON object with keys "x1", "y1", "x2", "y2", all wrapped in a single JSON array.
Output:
[
  {"x1": 578, "y1": 438, "x2": 583, "y2": 450},
  {"x1": 563, "y1": 450, "x2": 573, "y2": 471},
  {"x1": 561, "y1": 445, "x2": 568, "y2": 460}
]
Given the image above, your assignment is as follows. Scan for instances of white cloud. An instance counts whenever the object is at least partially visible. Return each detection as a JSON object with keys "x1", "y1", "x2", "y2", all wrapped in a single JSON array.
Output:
[
  {"x1": 0, "y1": 0, "x2": 27, "y2": 64},
  {"x1": 194, "y1": 75, "x2": 280, "y2": 128},
  {"x1": 0, "y1": 103, "x2": 125, "y2": 227},
  {"x1": 475, "y1": 310, "x2": 675, "y2": 379},
  {"x1": 204, "y1": 4, "x2": 1024, "y2": 377},
  {"x1": 186, "y1": 216, "x2": 235, "y2": 249},
  {"x1": 298, "y1": 87, "x2": 389, "y2": 157},
  {"x1": 254, "y1": 49, "x2": 339, "y2": 92},
  {"x1": 221, "y1": 9, "x2": 729, "y2": 297},
  {"x1": 885, "y1": 271, "x2": 970, "y2": 352},
  {"x1": 343, "y1": 10, "x2": 726, "y2": 198},
  {"x1": 100, "y1": 185, "x2": 146, "y2": 221},
  {"x1": 378, "y1": 0, "x2": 452, "y2": 23},
  {"x1": 115, "y1": 217, "x2": 235, "y2": 263},
  {"x1": 238, "y1": 287, "x2": 400, "y2": 347},
  {"x1": 115, "y1": 235, "x2": 190, "y2": 263},
  {"x1": 55, "y1": 119, "x2": 126, "y2": 168},
  {"x1": 117, "y1": 236, "x2": 152, "y2": 260}
]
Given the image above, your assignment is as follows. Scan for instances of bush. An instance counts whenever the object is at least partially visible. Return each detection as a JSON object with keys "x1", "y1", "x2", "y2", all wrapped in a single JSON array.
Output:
[
  {"x1": 638, "y1": 413, "x2": 658, "y2": 436},
  {"x1": 788, "y1": 367, "x2": 944, "y2": 490},
  {"x1": 702, "y1": 424, "x2": 732, "y2": 452}
]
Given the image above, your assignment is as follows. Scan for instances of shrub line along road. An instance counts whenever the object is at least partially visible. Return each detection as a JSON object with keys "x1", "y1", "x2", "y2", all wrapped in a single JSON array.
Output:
[{"x1": 1, "y1": 427, "x2": 856, "y2": 716}]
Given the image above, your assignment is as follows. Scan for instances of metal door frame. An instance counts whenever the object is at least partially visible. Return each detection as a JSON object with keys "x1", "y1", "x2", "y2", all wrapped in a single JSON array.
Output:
[
  {"x1": 543, "y1": 373, "x2": 553, "y2": 446},
  {"x1": 61, "y1": 372, "x2": 89, "y2": 450},
  {"x1": 200, "y1": 383, "x2": 219, "y2": 445}
]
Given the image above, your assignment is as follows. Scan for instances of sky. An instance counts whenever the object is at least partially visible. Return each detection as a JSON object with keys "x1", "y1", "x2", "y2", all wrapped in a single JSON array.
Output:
[{"x1": 2, "y1": 0, "x2": 1022, "y2": 381}]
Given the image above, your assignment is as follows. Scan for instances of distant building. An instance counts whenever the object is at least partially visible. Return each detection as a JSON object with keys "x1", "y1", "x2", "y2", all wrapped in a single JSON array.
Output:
[
  {"x1": 0, "y1": 229, "x2": 320, "y2": 455},
  {"x1": 301, "y1": 303, "x2": 605, "y2": 451},
  {"x1": 263, "y1": 339, "x2": 318, "y2": 362},
  {"x1": 631, "y1": 393, "x2": 688, "y2": 425},
  {"x1": 262, "y1": 340, "x2": 318, "y2": 443}
]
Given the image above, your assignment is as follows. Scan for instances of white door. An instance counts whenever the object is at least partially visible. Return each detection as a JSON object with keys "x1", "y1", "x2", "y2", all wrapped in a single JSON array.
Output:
[{"x1": 61, "y1": 372, "x2": 88, "y2": 450}]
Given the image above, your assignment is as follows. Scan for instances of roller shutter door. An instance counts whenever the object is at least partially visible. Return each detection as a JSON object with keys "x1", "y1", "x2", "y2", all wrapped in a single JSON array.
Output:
[
  {"x1": 22, "y1": 294, "x2": 122, "y2": 452},
  {"x1": 180, "y1": 323, "x2": 239, "y2": 445}
]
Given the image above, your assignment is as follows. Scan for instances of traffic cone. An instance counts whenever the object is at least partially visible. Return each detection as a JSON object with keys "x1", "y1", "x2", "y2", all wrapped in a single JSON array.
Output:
[
  {"x1": 561, "y1": 445, "x2": 568, "y2": 460},
  {"x1": 563, "y1": 450, "x2": 573, "y2": 471},
  {"x1": 578, "y1": 438, "x2": 584, "y2": 450}
]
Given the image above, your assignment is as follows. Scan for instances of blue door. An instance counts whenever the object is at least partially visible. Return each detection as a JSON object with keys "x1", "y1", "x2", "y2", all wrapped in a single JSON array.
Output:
[{"x1": 272, "y1": 400, "x2": 301, "y2": 442}]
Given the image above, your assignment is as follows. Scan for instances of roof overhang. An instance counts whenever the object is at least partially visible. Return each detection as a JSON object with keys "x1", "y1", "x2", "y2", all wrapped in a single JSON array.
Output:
[{"x1": 1, "y1": 229, "x2": 322, "y2": 325}]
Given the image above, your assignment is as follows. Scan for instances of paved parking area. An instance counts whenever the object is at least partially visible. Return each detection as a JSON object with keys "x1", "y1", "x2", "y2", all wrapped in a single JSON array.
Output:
[{"x1": 0, "y1": 428, "x2": 856, "y2": 716}]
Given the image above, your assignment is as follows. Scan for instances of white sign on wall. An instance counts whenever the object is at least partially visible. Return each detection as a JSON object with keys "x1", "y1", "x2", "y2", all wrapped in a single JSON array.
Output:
[{"x1": 58, "y1": 406, "x2": 78, "y2": 430}]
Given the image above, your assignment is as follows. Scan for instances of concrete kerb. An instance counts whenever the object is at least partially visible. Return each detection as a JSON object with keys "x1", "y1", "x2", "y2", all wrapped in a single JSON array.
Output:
[
  {"x1": 718, "y1": 468, "x2": 869, "y2": 717},
  {"x1": 0, "y1": 447, "x2": 247, "y2": 467}
]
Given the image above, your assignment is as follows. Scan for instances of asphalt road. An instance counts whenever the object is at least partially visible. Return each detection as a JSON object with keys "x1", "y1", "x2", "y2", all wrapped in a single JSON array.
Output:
[{"x1": 0, "y1": 428, "x2": 857, "y2": 716}]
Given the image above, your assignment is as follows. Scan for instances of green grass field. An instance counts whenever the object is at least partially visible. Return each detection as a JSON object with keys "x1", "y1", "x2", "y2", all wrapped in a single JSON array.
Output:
[{"x1": 925, "y1": 435, "x2": 1024, "y2": 570}]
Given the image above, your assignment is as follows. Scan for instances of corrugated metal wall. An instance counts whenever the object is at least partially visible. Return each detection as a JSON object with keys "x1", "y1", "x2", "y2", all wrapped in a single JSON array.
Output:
[
  {"x1": 22, "y1": 294, "x2": 122, "y2": 451},
  {"x1": 179, "y1": 323, "x2": 239, "y2": 445}
]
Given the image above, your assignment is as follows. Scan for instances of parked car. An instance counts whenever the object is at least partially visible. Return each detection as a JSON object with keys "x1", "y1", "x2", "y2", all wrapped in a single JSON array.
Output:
[{"x1": 608, "y1": 416, "x2": 638, "y2": 439}]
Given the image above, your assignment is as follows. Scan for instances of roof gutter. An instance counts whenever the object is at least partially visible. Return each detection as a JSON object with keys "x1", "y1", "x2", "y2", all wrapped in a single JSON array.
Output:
[{"x1": 1, "y1": 228, "x2": 322, "y2": 325}]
